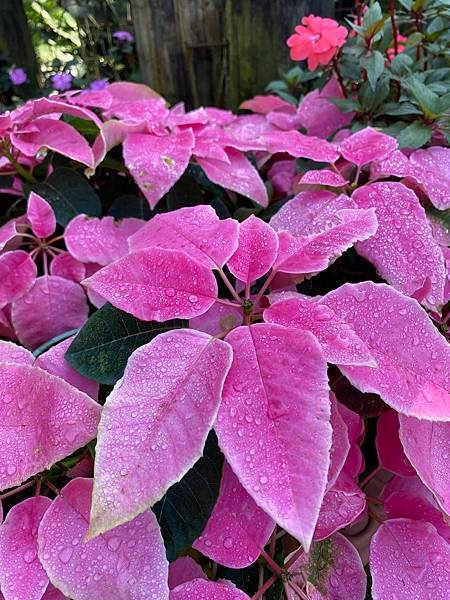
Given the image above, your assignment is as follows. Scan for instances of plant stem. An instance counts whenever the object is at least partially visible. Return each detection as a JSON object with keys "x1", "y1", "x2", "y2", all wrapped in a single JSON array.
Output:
[
  {"x1": 389, "y1": 0, "x2": 399, "y2": 56},
  {"x1": 332, "y1": 56, "x2": 348, "y2": 98},
  {"x1": 252, "y1": 573, "x2": 277, "y2": 599},
  {"x1": 218, "y1": 268, "x2": 242, "y2": 304},
  {"x1": 0, "y1": 479, "x2": 36, "y2": 500},
  {"x1": 216, "y1": 298, "x2": 241, "y2": 309},
  {"x1": 253, "y1": 269, "x2": 277, "y2": 309},
  {"x1": 1, "y1": 143, "x2": 37, "y2": 184},
  {"x1": 261, "y1": 549, "x2": 283, "y2": 575},
  {"x1": 359, "y1": 464, "x2": 382, "y2": 488}
]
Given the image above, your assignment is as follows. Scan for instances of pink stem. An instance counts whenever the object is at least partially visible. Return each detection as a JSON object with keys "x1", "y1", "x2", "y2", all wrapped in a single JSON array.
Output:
[
  {"x1": 218, "y1": 268, "x2": 242, "y2": 304},
  {"x1": 261, "y1": 549, "x2": 283, "y2": 575},
  {"x1": 0, "y1": 479, "x2": 36, "y2": 500},
  {"x1": 359, "y1": 464, "x2": 382, "y2": 488},
  {"x1": 254, "y1": 269, "x2": 277, "y2": 309},
  {"x1": 252, "y1": 573, "x2": 277, "y2": 599}
]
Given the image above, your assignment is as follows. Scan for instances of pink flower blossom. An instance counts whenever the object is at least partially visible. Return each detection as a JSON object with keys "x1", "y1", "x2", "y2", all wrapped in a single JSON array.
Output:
[
  {"x1": 387, "y1": 34, "x2": 408, "y2": 61},
  {"x1": 51, "y1": 73, "x2": 73, "y2": 92},
  {"x1": 9, "y1": 68, "x2": 27, "y2": 86},
  {"x1": 287, "y1": 15, "x2": 348, "y2": 70}
]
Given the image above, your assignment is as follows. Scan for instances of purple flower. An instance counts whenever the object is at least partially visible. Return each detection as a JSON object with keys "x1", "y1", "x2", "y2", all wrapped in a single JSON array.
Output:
[
  {"x1": 51, "y1": 73, "x2": 73, "y2": 92},
  {"x1": 89, "y1": 78, "x2": 109, "y2": 91},
  {"x1": 113, "y1": 30, "x2": 134, "y2": 43},
  {"x1": 9, "y1": 68, "x2": 27, "y2": 86}
]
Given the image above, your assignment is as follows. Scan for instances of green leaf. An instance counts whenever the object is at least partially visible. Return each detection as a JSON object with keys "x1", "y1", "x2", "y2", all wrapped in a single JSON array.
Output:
[
  {"x1": 389, "y1": 53, "x2": 413, "y2": 76},
  {"x1": 358, "y1": 77, "x2": 390, "y2": 113},
  {"x1": 397, "y1": 121, "x2": 433, "y2": 148},
  {"x1": 65, "y1": 303, "x2": 187, "y2": 384},
  {"x1": 152, "y1": 431, "x2": 224, "y2": 562},
  {"x1": 64, "y1": 116, "x2": 100, "y2": 137},
  {"x1": 361, "y1": 51, "x2": 385, "y2": 91},
  {"x1": 404, "y1": 77, "x2": 440, "y2": 118},
  {"x1": 362, "y1": 2, "x2": 385, "y2": 38},
  {"x1": 31, "y1": 167, "x2": 101, "y2": 226},
  {"x1": 108, "y1": 194, "x2": 152, "y2": 220},
  {"x1": 406, "y1": 32, "x2": 424, "y2": 46},
  {"x1": 377, "y1": 102, "x2": 422, "y2": 116},
  {"x1": 328, "y1": 98, "x2": 361, "y2": 113}
]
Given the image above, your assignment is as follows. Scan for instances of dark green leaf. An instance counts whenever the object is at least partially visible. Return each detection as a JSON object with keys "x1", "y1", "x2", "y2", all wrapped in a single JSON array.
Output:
[
  {"x1": 66, "y1": 303, "x2": 187, "y2": 384},
  {"x1": 31, "y1": 167, "x2": 101, "y2": 226},
  {"x1": 377, "y1": 102, "x2": 422, "y2": 116},
  {"x1": 108, "y1": 194, "x2": 152, "y2": 220},
  {"x1": 397, "y1": 121, "x2": 433, "y2": 148},
  {"x1": 328, "y1": 98, "x2": 361, "y2": 113},
  {"x1": 64, "y1": 116, "x2": 100, "y2": 136},
  {"x1": 152, "y1": 431, "x2": 224, "y2": 561},
  {"x1": 361, "y1": 51, "x2": 385, "y2": 91},
  {"x1": 389, "y1": 53, "x2": 413, "y2": 76},
  {"x1": 404, "y1": 77, "x2": 440, "y2": 118},
  {"x1": 33, "y1": 329, "x2": 80, "y2": 358}
]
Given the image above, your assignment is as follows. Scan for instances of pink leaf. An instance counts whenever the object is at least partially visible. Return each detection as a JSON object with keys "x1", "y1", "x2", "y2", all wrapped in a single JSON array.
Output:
[
  {"x1": 65, "y1": 214, "x2": 144, "y2": 266},
  {"x1": 0, "y1": 221, "x2": 18, "y2": 252},
  {"x1": 383, "y1": 476, "x2": 450, "y2": 543},
  {"x1": 11, "y1": 118, "x2": 95, "y2": 168},
  {"x1": 0, "y1": 250, "x2": 37, "y2": 308},
  {"x1": 288, "y1": 532, "x2": 366, "y2": 600},
  {"x1": 264, "y1": 296, "x2": 376, "y2": 367},
  {"x1": 299, "y1": 169, "x2": 349, "y2": 188},
  {"x1": 89, "y1": 329, "x2": 232, "y2": 537},
  {"x1": 240, "y1": 95, "x2": 294, "y2": 114},
  {"x1": 261, "y1": 130, "x2": 340, "y2": 164},
  {"x1": 273, "y1": 208, "x2": 377, "y2": 274},
  {"x1": 190, "y1": 302, "x2": 243, "y2": 336},
  {"x1": 11, "y1": 276, "x2": 89, "y2": 350},
  {"x1": 197, "y1": 148, "x2": 268, "y2": 207},
  {"x1": 327, "y1": 393, "x2": 351, "y2": 490},
  {"x1": 42, "y1": 585, "x2": 67, "y2": 600},
  {"x1": 339, "y1": 127, "x2": 398, "y2": 167},
  {"x1": 83, "y1": 247, "x2": 218, "y2": 321},
  {"x1": 270, "y1": 191, "x2": 352, "y2": 234},
  {"x1": 314, "y1": 471, "x2": 366, "y2": 540},
  {"x1": 215, "y1": 324, "x2": 331, "y2": 551},
  {"x1": 0, "y1": 363, "x2": 100, "y2": 491},
  {"x1": 34, "y1": 336, "x2": 98, "y2": 399},
  {"x1": 297, "y1": 77, "x2": 354, "y2": 139},
  {"x1": 123, "y1": 129, "x2": 195, "y2": 209},
  {"x1": 370, "y1": 519, "x2": 450, "y2": 599},
  {"x1": 27, "y1": 192, "x2": 56, "y2": 238},
  {"x1": 129, "y1": 205, "x2": 239, "y2": 269},
  {"x1": 193, "y1": 461, "x2": 275, "y2": 568},
  {"x1": 170, "y1": 579, "x2": 250, "y2": 599},
  {"x1": 0, "y1": 339, "x2": 34, "y2": 364},
  {"x1": 226, "y1": 216, "x2": 278, "y2": 284},
  {"x1": 168, "y1": 557, "x2": 206, "y2": 590},
  {"x1": 370, "y1": 149, "x2": 410, "y2": 179},
  {"x1": 38, "y1": 478, "x2": 169, "y2": 600},
  {"x1": 321, "y1": 281, "x2": 450, "y2": 421},
  {"x1": 353, "y1": 182, "x2": 446, "y2": 310},
  {"x1": 408, "y1": 146, "x2": 450, "y2": 210},
  {"x1": 376, "y1": 410, "x2": 415, "y2": 477},
  {"x1": 50, "y1": 252, "x2": 86, "y2": 283},
  {"x1": 399, "y1": 416, "x2": 450, "y2": 515},
  {"x1": 0, "y1": 496, "x2": 52, "y2": 600}
]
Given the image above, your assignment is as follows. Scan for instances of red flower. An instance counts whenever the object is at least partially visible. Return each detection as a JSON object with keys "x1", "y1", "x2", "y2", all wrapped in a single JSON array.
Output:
[
  {"x1": 287, "y1": 15, "x2": 348, "y2": 71},
  {"x1": 387, "y1": 34, "x2": 408, "y2": 61}
]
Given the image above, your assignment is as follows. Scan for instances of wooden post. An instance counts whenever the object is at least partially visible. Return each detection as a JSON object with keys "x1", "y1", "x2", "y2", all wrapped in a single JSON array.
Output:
[
  {"x1": 130, "y1": 0, "x2": 334, "y2": 108},
  {"x1": 0, "y1": 0, "x2": 39, "y2": 90}
]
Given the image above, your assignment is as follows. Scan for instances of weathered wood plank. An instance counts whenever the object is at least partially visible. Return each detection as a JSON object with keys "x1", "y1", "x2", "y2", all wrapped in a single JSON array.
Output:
[
  {"x1": 0, "y1": 0, "x2": 39, "y2": 89},
  {"x1": 130, "y1": 0, "x2": 334, "y2": 108}
]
